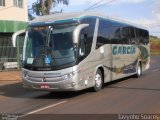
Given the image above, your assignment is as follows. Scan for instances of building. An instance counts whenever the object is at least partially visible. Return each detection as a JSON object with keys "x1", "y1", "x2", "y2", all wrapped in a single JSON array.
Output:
[{"x1": 0, "y1": 0, "x2": 28, "y2": 71}]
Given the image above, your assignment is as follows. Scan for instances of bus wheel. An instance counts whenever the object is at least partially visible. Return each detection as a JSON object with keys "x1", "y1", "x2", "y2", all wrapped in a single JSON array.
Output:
[
  {"x1": 93, "y1": 69, "x2": 103, "y2": 92},
  {"x1": 135, "y1": 62, "x2": 142, "y2": 78}
]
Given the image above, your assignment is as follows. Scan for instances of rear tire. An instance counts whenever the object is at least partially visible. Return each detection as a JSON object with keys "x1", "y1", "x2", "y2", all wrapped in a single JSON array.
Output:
[
  {"x1": 93, "y1": 69, "x2": 103, "y2": 92},
  {"x1": 135, "y1": 62, "x2": 142, "y2": 78}
]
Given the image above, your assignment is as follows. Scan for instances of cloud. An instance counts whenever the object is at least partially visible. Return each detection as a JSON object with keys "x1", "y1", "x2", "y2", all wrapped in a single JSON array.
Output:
[
  {"x1": 152, "y1": 0, "x2": 160, "y2": 20},
  {"x1": 125, "y1": 0, "x2": 160, "y2": 37},
  {"x1": 68, "y1": 0, "x2": 91, "y2": 6},
  {"x1": 117, "y1": 0, "x2": 146, "y2": 3},
  {"x1": 150, "y1": 1, "x2": 160, "y2": 37},
  {"x1": 130, "y1": 18, "x2": 160, "y2": 37},
  {"x1": 66, "y1": 0, "x2": 160, "y2": 37},
  {"x1": 109, "y1": 0, "x2": 146, "y2": 5},
  {"x1": 52, "y1": 0, "x2": 160, "y2": 37}
]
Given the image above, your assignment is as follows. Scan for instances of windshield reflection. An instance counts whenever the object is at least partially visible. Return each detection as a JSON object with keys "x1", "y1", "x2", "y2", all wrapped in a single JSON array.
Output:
[{"x1": 23, "y1": 24, "x2": 77, "y2": 70}]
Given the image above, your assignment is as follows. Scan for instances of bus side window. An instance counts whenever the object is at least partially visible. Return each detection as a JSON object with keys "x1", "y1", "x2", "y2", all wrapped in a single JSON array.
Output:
[
  {"x1": 121, "y1": 26, "x2": 136, "y2": 45},
  {"x1": 96, "y1": 19, "x2": 111, "y2": 49},
  {"x1": 79, "y1": 34, "x2": 87, "y2": 56},
  {"x1": 109, "y1": 21, "x2": 123, "y2": 44},
  {"x1": 130, "y1": 27, "x2": 137, "y2": 45}
]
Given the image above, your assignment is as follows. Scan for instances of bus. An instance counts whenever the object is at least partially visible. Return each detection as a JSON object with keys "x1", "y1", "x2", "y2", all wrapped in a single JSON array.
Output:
[{"x1": 12, "y1": 12, "x2": 150, "y2": 92}]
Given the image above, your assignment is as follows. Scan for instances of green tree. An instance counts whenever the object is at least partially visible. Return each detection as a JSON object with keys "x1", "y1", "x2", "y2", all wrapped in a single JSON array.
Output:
[{"x1": 32, "y1": 0, "x2": 69, "y2": 16}]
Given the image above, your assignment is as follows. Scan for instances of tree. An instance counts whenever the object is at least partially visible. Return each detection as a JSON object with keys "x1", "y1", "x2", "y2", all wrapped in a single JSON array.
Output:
[
  {"x1": 28, "y1": 7, "x2": 35, "y2": 20},
  {"x1": 32, "y1": 0, "x2": 69, "y2": 16}
]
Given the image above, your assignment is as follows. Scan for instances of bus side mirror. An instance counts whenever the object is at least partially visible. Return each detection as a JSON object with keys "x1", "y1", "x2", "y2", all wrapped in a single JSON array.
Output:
[
  {"x1": 79, "y1": 48, "x2": 85, "y2": 56},
  {"x1": 12, "y1": 29, "x2": 25, "y2": 47}
]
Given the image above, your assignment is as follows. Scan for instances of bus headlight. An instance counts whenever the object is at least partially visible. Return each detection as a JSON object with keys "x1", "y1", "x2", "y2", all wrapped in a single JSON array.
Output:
[
  {"x1": 62, "y1": 72, "x2": 74, "y2": 79},
  {"x1": 62, "y1": 70, "x2": 79, "y2": 79}
]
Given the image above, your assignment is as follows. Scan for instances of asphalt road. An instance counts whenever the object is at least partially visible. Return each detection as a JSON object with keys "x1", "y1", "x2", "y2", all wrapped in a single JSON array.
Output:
[{"x1": 0, "y1": 56, "x2": 160, "y2": 119}]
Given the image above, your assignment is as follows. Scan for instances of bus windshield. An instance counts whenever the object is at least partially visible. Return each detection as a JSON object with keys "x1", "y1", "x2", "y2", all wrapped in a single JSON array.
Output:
[{"x1": 23, "y1": 24, "x2": 77, "y2": 70}]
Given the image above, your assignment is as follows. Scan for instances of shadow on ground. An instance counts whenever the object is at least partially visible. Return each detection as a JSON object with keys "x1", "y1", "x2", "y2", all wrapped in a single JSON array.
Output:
[
  {"x1": 0, "y1": 56, "x2": 160, "y2": 100},
  {"x1": 0, "y1": 75, "x2": 137, "y2": 100}
]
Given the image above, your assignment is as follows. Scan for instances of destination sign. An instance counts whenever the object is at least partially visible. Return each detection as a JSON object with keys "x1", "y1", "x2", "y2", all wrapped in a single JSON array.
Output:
[{"x1": 33, "y1": 26, "x2": 48, "y2": 31}]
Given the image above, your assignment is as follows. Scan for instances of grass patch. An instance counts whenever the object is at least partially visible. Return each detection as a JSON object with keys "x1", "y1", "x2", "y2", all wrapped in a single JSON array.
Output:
[
  {"x1": 151, "y1": 49, "x2": 160, "y2": 56},
  {"x1": 150, "y1": 36, "x2": 160, "y2": 56}
]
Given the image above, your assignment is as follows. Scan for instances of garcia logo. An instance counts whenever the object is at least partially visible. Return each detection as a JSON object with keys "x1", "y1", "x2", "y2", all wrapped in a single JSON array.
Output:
[{"x1": 113, "y1": 46, "x2": 136, "y2": 55}]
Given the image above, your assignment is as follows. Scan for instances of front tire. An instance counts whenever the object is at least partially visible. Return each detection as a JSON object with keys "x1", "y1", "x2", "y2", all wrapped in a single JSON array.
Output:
[
  {"x1": 93, "y1": 69, "x2": 103, "y2": 92},
  {"x1": 135, "y1": 62, "x2": 142, "y2": 78}
]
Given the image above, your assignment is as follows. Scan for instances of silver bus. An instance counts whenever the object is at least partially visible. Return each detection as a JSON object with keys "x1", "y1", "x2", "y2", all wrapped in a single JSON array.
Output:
[{"x1": 12, "y1": 12, "x2": 150, "y2": 92}]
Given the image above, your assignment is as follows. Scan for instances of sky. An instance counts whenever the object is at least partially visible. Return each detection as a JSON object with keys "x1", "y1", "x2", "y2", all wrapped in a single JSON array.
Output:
[{"x1": 28, "y1": 0, "x2": 160, "y2": 38}]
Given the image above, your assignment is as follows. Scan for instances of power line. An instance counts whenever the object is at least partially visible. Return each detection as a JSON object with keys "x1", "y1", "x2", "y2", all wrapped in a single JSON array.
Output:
[
  {"x1": 84, "y1": 0, "x2": 105, "y2": 11},
  {"x1": 91, "y1": 0, "x2": 116, "y2": 10},
  {"x1": 84, "y1": 0, "x2": 117, "y2": 11}
]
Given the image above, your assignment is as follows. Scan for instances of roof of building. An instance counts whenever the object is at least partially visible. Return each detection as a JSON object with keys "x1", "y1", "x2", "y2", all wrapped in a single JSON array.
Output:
[
  {"x1": 0, "y1": 20, "x2": 27, "y2": 33},
  {"x1": 30, "y1": 12, "x2": 147, "y2": 30}
]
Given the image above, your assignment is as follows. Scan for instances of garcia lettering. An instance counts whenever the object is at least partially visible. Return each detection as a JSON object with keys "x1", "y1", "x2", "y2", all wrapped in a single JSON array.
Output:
[{"x1": 113, "y1": 46, "x2": 136, "y2": 55}]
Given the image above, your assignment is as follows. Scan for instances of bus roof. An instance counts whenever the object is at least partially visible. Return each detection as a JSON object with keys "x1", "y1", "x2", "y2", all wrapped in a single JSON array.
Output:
[{"x1": 30, "y1": 12, "x2": 148, "y2": 30}]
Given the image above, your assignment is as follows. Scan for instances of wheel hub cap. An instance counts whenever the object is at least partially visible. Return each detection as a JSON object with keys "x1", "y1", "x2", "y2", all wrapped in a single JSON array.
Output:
[{"x1": 95, "y1": 74, "x2": 102, "y2": 87}]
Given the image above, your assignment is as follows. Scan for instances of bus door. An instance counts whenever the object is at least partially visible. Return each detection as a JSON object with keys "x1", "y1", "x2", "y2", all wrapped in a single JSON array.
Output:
[{"x1": 75, "y1": 23, "x2": 95, "y2": 88}]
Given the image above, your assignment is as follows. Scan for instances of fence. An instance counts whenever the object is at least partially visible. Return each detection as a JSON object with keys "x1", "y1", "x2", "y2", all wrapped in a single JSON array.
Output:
[{"x1": 0, "y1": 33, "x2": 24, "y2": 71}]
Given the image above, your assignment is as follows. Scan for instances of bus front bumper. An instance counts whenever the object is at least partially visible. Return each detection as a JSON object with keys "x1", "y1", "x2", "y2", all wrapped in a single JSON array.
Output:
[{"x1": 22, "y1": 77, "x2": 78, "y2": 91}]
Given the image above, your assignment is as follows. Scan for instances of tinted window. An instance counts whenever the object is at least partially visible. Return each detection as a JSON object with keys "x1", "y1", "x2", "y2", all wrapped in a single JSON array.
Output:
[
  {"x1": 121, "y1": 26, "x2": 136, "y2": 44},
  {"x1": 135, "y1": 28, "x2": 149, "y2": 45},
  {"x1": 96, "y1": 19, "x2": 111, "y2": 49},
  {"x1": 110, "y1": 21, "x2": 123, "y2": 44},
  {"x1": 0, "y1": 0, "x2": 5, "y2": 6},
  {"x1": 130, "y1": 27, "x2": 136, "y2": 44},
  {"x1": 135, "y1": 28, "x2": 140, "y2": 44},
  {"x1": 14, "y1": 0, "x2": 23, "y2": 8},
  {"x1": 141, "y1": 30, "x2": 149, "y2": 45}
]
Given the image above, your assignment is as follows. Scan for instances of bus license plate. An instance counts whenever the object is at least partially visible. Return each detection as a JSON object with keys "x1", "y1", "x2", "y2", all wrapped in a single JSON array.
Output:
[{"x1": 40, "y1": 84, "x2": 50, "y2": 89}]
